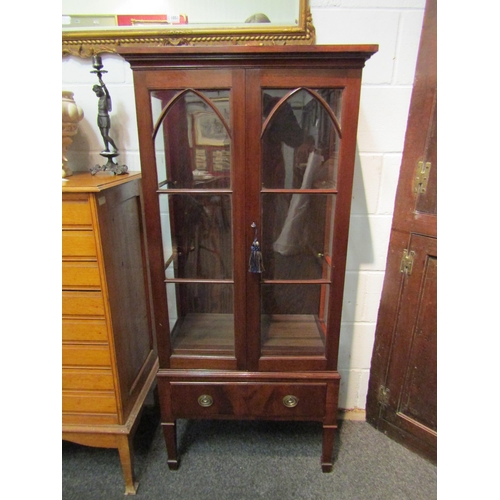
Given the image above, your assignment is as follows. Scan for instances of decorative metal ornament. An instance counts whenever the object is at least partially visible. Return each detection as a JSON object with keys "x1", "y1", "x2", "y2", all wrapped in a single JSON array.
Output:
[{"x1": 89, "y1": 56, "x2": 128, "y2": 175}]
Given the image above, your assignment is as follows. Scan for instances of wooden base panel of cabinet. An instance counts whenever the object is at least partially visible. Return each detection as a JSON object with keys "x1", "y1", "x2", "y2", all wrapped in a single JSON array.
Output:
[
  {"x1": 157, "y1": 371, "x2": 340, "y2": 471},
  {"x1": 63, "y1": 357, "x2": 158, "y2": 495}
]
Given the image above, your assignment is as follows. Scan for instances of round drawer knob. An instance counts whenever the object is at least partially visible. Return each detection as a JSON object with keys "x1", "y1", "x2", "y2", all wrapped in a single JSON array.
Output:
[
  {"x1": 198, "y1": 394, "x2": 214, "y2": 407},
  {"x1": 283, "y1": 395, "x2": 299, "y2": 408}
]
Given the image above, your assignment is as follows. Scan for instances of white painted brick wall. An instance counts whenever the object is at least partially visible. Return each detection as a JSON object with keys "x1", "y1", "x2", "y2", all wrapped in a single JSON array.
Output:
[{"x1": 61, "y1": 0, "x2": 425, "y2": 410}]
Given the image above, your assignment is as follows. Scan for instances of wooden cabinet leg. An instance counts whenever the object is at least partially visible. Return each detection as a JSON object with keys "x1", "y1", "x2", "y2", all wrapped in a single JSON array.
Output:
[
  {"x1": 117, "y1": 435, "x2": 139, "y2": 495},
  {"x1": 321, "y1": 424, "x2": 336, "y2": 473},
  {"x1": 162, "y1": 421, "x2": 179, "y2": 470}
]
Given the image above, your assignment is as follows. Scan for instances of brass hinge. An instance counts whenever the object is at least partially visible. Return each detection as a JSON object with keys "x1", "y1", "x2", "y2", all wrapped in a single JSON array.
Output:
[
  {"x1": 400, "y1": 249, "x2": 415, "y2": 276},
  {"x1": 378, "y1": 385, "x2": 390, "y2": 407},
  {"x1": 414, "y1": 161, "x2": 431, "y2": 194}
]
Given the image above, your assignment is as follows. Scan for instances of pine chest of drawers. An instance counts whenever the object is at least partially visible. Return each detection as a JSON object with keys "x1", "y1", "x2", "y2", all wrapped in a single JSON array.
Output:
[{"x1": 62, "y1": 172, "x2": 158, "y2": 494}]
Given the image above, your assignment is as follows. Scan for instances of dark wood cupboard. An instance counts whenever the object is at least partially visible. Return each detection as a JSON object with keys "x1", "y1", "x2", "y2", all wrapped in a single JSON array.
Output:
[
  {"x1": 366, "y1": 0, "x2": 437, "y2": 463},
  {"x1": 120, "y1": 45, "x2": 377, "y2": 471}
]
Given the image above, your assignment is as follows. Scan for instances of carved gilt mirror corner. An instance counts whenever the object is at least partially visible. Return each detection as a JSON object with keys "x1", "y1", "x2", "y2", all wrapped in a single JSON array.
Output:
[{"x1": 62, "y1": 0, "x2": 315, "y2": 57}]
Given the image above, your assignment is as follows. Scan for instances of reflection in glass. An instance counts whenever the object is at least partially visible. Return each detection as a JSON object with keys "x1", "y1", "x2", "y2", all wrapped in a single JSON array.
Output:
[
  {"x1": 160, "y1": 193, "x2": 233, "y2": 281},
  {"x1": 261, "y1": 193, "x2": 335, "y2": 280},
  {"x1": 151, "y1": 89, "x2": 231, "y2": 189},
  {"x1": 261, "y1": 88, "x2": 342, "y2": 190}
]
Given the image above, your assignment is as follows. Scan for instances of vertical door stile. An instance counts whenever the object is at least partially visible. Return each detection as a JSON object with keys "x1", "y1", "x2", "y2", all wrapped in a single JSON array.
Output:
[
  {"x1": 232, "y1": 69, "x2": 249, "y2": 371},
  {"x1": 245, "y1": 69, "x2": 264, "y2": 372},
  {"x1": 135, "y1": 71, "x2": 172, "y2": 369}
]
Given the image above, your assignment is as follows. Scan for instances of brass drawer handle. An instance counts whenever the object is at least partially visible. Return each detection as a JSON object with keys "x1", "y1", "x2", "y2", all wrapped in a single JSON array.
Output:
[
  {"x1": 283, "y1": 395, "x2": 299, "y2": 408},
  {"x1": 198, "y1": 394, "x2": 214, "y2": 407}
]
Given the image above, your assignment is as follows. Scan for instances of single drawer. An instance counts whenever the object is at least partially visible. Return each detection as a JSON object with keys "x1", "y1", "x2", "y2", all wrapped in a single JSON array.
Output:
[
  {"x1": 62, "y1": 367, "x2": 115, "y2": 391},
  {"x1": 62, "y1": 291, "x2": 105, "y2": 317},
  {"x1": 62, "y1": 390, "x2": 117, "y2": 415},
  {"x1": 62, "y1": 261, "x2": 101, "y2": 289},
  {"x1": 62, "y1": 231, "x2": 97, "y2": 258},
  {"x1": 62, "y1": 197, "x2": 92, "y2": 227},
  {"x1": 170, "y1": 382, "x2": 326, "y2": 419},
  {"x1": 62, "y1": 344, "x2": 112, "y2": 368},
  {"x1": 62, "y1": 318, "x2": 108, "y2": 343}
]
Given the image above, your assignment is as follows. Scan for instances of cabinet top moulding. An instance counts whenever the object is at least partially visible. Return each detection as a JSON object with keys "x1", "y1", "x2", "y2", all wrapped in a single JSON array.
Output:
[
  {"x1": 62, "y1": 171, "x2": 141, "y2": 193},
  {"x1": 118, "y1": 44, "x2": 379, "y2": 70}
]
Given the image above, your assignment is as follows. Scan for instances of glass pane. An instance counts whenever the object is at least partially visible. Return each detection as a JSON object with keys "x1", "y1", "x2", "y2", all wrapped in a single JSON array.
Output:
[
  {"x1": 160, "y1": 193, "x2": 233, "y2": 280},
  {"x1": 261, "y1": 193, "x2": 335, "y2": 280},
  {"x1": 151, "y1": 89, "x2": 231, "y2": 189},
  {"x1": 262, "y1": 88, "x2": 342, "y2": 189},
  {"x1": 169, "y1": 283, "x2": 234, "y2": 355},
  {"x1": 261, "y1": 284, "x2": 329, "y2": 356}
]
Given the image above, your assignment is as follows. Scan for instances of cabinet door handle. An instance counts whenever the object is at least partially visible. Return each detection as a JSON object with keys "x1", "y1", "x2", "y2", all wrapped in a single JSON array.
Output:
[
  {"x1": 249, "y1": 222, "x2": 264, "y2": 273},
  {"x1": 283, "y1": 395, "x2": 299, "y2": 408},
  {"x1": 198, "y1": 395, "x2": 214, "y2": 407}
]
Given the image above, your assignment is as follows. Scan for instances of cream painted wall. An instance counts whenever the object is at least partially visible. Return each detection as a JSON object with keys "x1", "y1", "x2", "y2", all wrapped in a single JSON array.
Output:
[{"x1": 61, "y1": 0, "x2": 426, "y2": 410}]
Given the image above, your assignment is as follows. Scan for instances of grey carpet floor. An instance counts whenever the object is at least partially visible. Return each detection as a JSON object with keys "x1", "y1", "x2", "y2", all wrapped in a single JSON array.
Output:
[{"x1": 62, "y1": 408, "x2": 437, "y2": 500}]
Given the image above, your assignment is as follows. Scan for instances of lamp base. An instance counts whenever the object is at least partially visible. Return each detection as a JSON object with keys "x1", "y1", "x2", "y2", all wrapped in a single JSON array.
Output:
[{"x1": 90, "y1": 152, "x2": 128, "y2": 176}]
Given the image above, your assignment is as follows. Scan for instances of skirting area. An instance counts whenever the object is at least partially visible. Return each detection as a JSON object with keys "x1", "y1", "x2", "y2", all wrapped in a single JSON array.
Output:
[{"x1": 62, "y1": 406, "x2": 437, "y2": 499}]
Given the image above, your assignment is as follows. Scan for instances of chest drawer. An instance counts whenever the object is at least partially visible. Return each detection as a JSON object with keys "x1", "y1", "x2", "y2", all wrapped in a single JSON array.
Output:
[
  {"x1": 62, "y1": 196, "x2": 92, "y2": 227},
  {"x1": 62, "y1": 390, "x2": 117, "y2": 415},
  {"x1": 63, "y1": 318, "x2": 108, "y2": 342},
  {"x1": 62, "y1": 261, "x2": 101, "y2": 289},
  {"x1": 62, "y1": 291, "x2": 106, "y2": 317},
  {"x1": 62, "y1": 344, "x2": 112, "y2": 367},
  {"x1": 169, "y1": 382, "x2": 326, "y2": 419},
  {"x1": 63, "y1": 367, "x2": 115, "y2": 391},
  {"x1": 62, "y1": 231, "x2": 97, "y2": 258}
]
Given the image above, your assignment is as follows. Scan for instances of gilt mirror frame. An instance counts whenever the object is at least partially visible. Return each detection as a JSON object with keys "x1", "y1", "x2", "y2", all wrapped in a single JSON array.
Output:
[{"x1": 63, "y1": 0, "x2": 315, "y2": 57}]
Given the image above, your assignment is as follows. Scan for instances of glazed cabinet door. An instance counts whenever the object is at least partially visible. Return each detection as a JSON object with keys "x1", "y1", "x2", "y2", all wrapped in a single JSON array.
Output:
[
  {"x1": 134, "y1": 63, "x2": 363, "y2": 374},
  {"x1": 244, "y1": 69, "x2": 362, "y2": 372},
  {"x1": 134, "y1": 69, "x2": 248, "y2": 370}
]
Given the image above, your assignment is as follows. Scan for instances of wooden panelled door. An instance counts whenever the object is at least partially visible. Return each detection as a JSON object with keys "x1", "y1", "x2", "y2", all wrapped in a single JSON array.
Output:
[{"x1": 366, "y1": 0, "x2": 437, "y2": 463}]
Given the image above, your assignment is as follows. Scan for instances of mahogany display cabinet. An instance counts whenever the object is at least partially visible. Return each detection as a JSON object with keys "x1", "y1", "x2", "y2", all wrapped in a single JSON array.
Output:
[{"x1": 120, "y1": 45, "x2": 377, "y2": 471}]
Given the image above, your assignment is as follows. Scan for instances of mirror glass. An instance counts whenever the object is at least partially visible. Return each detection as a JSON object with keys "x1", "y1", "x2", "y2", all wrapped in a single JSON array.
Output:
[
  {"x1": 63, "y1": 0, "x2": 300, "y2": 30},
  {"x1": 62, "y1": 0, "x2": 313, "y2": 55}
]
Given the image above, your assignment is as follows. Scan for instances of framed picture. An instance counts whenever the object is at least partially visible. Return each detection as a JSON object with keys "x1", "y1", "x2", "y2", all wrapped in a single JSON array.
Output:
[{"x1": 193, "y1": 109, "x2": 230, "y2": 147}]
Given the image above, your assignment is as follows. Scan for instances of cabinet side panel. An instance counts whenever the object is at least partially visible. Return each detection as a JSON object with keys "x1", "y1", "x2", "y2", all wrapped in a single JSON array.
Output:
[{"x1": 97, "y1": 180, "x2": 155, "y2": 421}]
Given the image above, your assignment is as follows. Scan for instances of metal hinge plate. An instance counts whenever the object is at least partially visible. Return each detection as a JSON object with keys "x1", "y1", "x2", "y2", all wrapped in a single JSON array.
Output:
[
  {"x1": 414, "y1": 161, "x2": 431, "y2": 194},
  {"x1": 400, "y1": 249, "x2": 415, "y2": 276}
]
